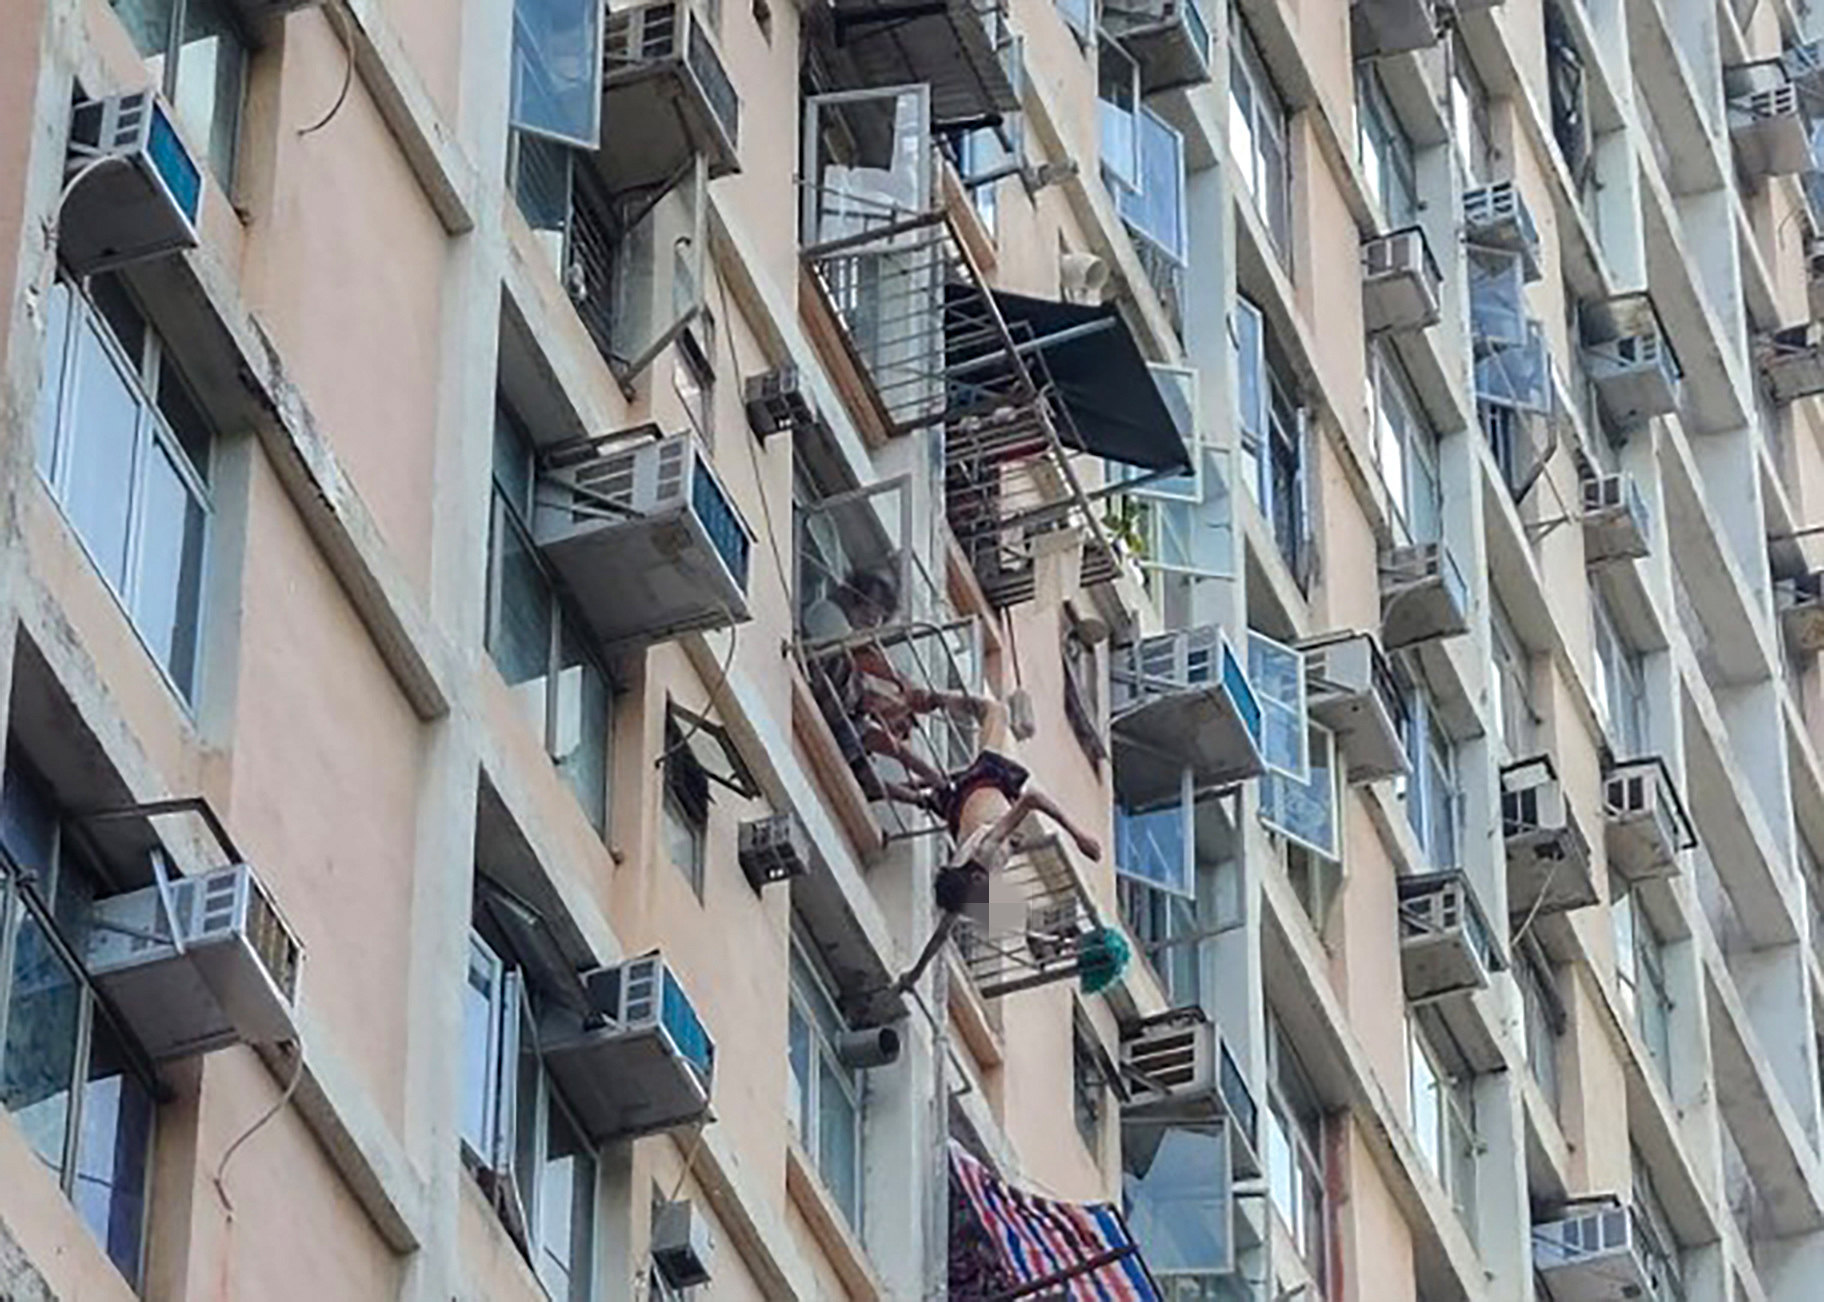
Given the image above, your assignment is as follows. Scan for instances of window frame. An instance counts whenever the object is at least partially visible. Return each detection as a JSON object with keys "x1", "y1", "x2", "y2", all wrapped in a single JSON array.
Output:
[
  {"x1": 0, "y1": 763, "x2": 158, "y2": 1290},
  {"x1": 1591, "y1": 591, "x2": 1647, "y2": 757},
  {"x1": 486, "y1": 400, "x2": 613, "y2": 832},
  {"x1": 1356, "y1": 63, "x2": 1418, "y2": 228},
  {"x1": 113, "y1": 0, "x2": 249, "y2": 187},
  {"x1": 1401, "y1": 682, "x2": 1460, "y2": 872},
  {"x1": 1266, "y1": 1012, "x2": 1327, "y2": 1293},
  {"x1": 1230, "y1": 16, "x2": 1292, "y2": 262},
  {"x1": 37, "y1": 274, "x2": 215, "y2": 705},
  {"x1": 787, "y1": 940, "x2": 867, "y2": 1229},
  {"x1": 1370, "y1": 343, "x2": 1441, "y2": 549}
]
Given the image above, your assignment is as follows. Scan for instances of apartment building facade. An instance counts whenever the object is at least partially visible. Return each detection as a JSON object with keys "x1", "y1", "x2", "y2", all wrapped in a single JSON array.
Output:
[{"x1": 4, "y1": 0, "x2": 1824, "y2": 1295}]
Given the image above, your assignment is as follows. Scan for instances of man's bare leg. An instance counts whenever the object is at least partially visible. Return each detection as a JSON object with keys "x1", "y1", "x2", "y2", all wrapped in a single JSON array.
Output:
[{"x1": 989, "y1": 788, "x2": 1103, "y2": 862}]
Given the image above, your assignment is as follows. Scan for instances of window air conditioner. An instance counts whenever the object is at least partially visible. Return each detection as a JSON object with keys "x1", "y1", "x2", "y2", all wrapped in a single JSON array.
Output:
[
  {"x1": 1379, "y1": 542, "x2": 1470, "y2": 649},
  {"x1": 743, "y1": 365, "x2": 820, "y2": 440},
  {"x1": 737, "y1": 812, "x2": 810, "y2": 891},
  {"x1": 1500, "y1": 756, "x2": 1596, "y2": 918},
  {"x1": 1102, "y1": 0, "x2": 1213, "y2": 94},
  {"x1": 1534, "y1": 1199, "x2": 1666, "y2": 1302},
  {"x1": 534, "y1": 432, "x2": 753, "y2": 648},
  {"x1": 1760, "y1": 323, "x2": 1824, "y2": 403},
  {"x1": 1109, "y1": 626, "x2": 1263, "y2": 803},
  {"x1": 1361, "y1": 227, "x2": 1443, "y2": 335},
  {"x1": 602, "y1": 0, "x2": 741, "y2": 190},
  {"x1": 1300, "y1": 632, "x2": 1408, "y2": 782},
  {"x1": 1780, "y1": 571, "x2": 1824, "y2": 652},
  {"x1": 652, "y1": 1199, "x2": 715, "y2": 1288},
  {"x1": 1350, "y1": 0, "x2": 1438, "y2": 58},
  {"x1": 1580, "y1": 473, "x2": 1650, "y2": 566},
  {"x1": 1728, "y1": 82, "x2": 1811, "y2": 177},
  {"x1": 1120, "y1": 1008, "x2": 1260, "y2": 1170},
  {"x1": 85, "y1": 864, "x2": 301, "y2": 1059},
  {"x1": 1462, "y1": 181, "x2": 1541, "y2": 280},
  {"x1": 60, "y1": 90, "x2": 201, "y2": 274},
  {"x1": 1603, "y1": 759, "x2": 1689, "y2": 882},
  {"x1": 540, "y1": 952, "x2": 715, "y2": 1143},
  {"x1": 1398, "y1": 871, "x2": 1498, "y2": 1001},
  {"x1": 1584, "y1": 332, "x2": 1680, "y2": 424}
]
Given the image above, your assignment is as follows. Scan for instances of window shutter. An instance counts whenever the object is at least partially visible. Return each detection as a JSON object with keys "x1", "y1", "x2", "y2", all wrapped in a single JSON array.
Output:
[{"x1": 510, "y1": 0, "x2": 605, "y2": 149}]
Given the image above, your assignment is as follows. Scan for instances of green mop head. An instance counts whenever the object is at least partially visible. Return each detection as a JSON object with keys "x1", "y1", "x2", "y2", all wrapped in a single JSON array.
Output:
[{"x1": 1075, "y1": 927, "x2": 1131, "y2": 994}]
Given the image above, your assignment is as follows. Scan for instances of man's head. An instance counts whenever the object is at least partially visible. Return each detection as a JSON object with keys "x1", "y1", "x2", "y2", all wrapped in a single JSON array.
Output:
[{"x1": 838, "y1": 567, "x2": 898, "y2": 628}]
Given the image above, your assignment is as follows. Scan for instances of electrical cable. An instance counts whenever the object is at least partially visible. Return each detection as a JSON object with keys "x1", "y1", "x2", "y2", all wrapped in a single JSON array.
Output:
[
  {"x1": 299, "y1": 1, "x2": 356, "y2": 137},
  {"x1": 213, "y1": 1040, "x2": 306, "y2": 1216}
]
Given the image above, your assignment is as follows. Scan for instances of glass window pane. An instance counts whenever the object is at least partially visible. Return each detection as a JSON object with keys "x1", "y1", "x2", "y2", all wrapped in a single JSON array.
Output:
[
  {"x1": 1, "y1": 910, "x2": 82, "y2": 1183},
  {"x1": 491, "y1": 500, "x2": 553, "y2": 722},
  {"x1": 63, "y1": 318, "x2": 143, "y2": 590},
  {"x1": 111, "y1": 0, "x2": 176, "y2": 60},
  {"x1": 88, "y1": 275, "x2": 147, "y2": 371},
  {"x1": 461, "y1": 938, "x2": 500, "y2": 1158},
  {"x1": 35, "y1": 280, "x2": 72, "y2": 478},
  {"x1": 538, "y1": 1103, "x2": 594, "y2": 1300},
  {"x1": 132, "y1": 440, "x2": 208, "y2": 699},
  {"x1": 0, "y1": 763, "x2": 59, "y2": 883},
  {"x1": 788, "y1": 1002, "x2": 812, "y2": 1143},
  {"x1": 153, "y1": 361, "x2": 213, "y2": 481},
  {"x1": 174, "y1": 0, "x2": 245, "y2": 186},
  {"x1": 75, "y1": 1014, "x2": 153, "y2": 1288},
  {"x1": 553, "y1": 625, "x2": 608, "y2": 831},
  {"x1": 818, "y1": 1056, "x2": 860, "y2": 1224},
  {"x1": 511, "y1": 0, "x2": 604, "y2": 149}
]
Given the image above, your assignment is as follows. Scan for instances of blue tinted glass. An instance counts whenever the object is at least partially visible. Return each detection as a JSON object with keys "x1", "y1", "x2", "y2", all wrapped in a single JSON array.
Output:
[
  {"x1": 510, "y1": 0, "x2": 603, "y2": 148},
  {"x1": 148, "y1": 103, "x2": 202, "y2": 223},
  {"x1": 691, "y1": 460, "x2": 750, "y2": 589}
]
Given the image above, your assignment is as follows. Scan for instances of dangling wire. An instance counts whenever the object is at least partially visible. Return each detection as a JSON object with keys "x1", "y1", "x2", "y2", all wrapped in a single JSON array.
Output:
[
  {"x1": 213, "y1": 1041, "x2": 307, "y2": 1217},
  {"x1": 299, "y1": 2, "x2": 356, "y2": 137}
]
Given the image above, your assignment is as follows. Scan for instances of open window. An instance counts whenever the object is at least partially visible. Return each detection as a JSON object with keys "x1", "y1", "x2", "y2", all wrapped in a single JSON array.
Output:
[
  {"x1": 510, "y1": 0, "x2": 605, "y2": 149},
  {"x1": 1098, "y1": 36, "x2": 1142, "y2": 194},
  {"x1": 664, "y1": 702, "x2": 760, "y2": 801},
  {"x1": 1118, "y1": 107, "x2": 1187, "y2": 264},
  {"x1": 1247, "y1": 631, "x2": 1308, "y2": 782},
  {"x1": 1259, "y1": 724, "x2": 1338, "y2": 860}
]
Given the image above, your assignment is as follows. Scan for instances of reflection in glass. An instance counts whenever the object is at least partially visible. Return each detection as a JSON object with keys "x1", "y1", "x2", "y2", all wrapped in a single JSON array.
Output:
[
  {"x1": 1, "y1": 910, "x2": 82, "y2": 1182},
  {"x1": 76, "y1": 1014, "x2": 153, "y2": 1287}
]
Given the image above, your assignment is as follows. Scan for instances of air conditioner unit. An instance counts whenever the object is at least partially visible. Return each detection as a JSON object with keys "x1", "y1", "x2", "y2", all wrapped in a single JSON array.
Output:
[
  {"x1": 1301, "y1": 632, "x2": 1408, "y2": 782},
  {"x1": 1109, "y1": 626, "x2": 1264, "y2": 803},
  {"x1": 541, "y1": 952, "x2": 715, "y2": 1143},
  {"x1": 1462, "y1": 181, "x2": 1541, "y2": 280},
  {"x1": 84, "y1": 864, "x2": 301, "y2": 1059},
  {"x1": 653, "y1": 1199, "x2": 715, "y2": 1288},
  {"x1": 743, "y1": 365, "x2": 820, "y2": 440},
  {"x1": 1398, "y1": 871, "x2": 1498, "y2": 1002},
  {"x1": 60, "y1": 90, "x2": 201, "y2": 274},
  {"x1": 1760, "y1": 323, "x2": 1824, "y2": 403},
  {"x1": 1501, "y1": 756, "x2": 1596, "y2": 918},
  {"x1": 1581, "y1": 473, "x2": 1650, "y2": 566},
  {"x1": 1351, "y1": 0, "x2": 1437, "y2": 57},
  {"x1": 1102, "y1": 0, "x2": 1213, "y2": 94},
  {"x1": 1729, "y1": 82, "x2": 1811, "y2": 177},
  {"x1": 1534, "y1": 1199, "x2": 1667, "y2": 1302},
  {"x1": 1584, "y1": 332, "x2": 1680, "y2": 425},
  {"x1": 1362, "y1": 227, "x2": 1443, "y2": 335},
  {"x1": 1119, "y1": 1009, "x2": 1260, "y2": 1171},
  {"x1": 601, "y1": 0, "x2": 741, "y2": 191},
  {"x1": 1379, "y1": 542, "x2": 1470, "y2": 650},
  {"x1": 737, "y1": 812, "x2": 810, "y2": 891},
  {"x1": 1604, "y1": 759, "x2": 1689, "y2": 882},
  {"x1": 1781, "y1": 571, "x2": 1824, "y2": 652},
  {"x1": 534, "y1": 432, "x2": 753, "y2": 648}
]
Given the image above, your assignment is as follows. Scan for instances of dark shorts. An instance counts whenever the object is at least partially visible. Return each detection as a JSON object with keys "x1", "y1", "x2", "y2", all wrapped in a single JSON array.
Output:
[{"x1": 935, "y1": 750, "x2": 1030, "y2": 838}]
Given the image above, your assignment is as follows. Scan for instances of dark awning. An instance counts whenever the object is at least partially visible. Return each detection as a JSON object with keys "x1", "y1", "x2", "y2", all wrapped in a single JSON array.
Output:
[{"x1": 990, "y1": 291, "x2": 1193, "y2": 475}]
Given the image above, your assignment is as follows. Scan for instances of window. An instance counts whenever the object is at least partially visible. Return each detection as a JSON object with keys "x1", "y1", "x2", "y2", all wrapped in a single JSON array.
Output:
[
  {"x1": 1072, "y1": 1020, "x2": 1108, "y2": 1155},
  {"x1": 1357, "y1": 64, "x2": 1418, "y2": 227},
  {"x1": 111, "y1": 0, "x2": 247, "y2": 185},
  {"x1": 1230, "y1": 17, "x2": 1292, "y2": 260},
  {"x1": 1118, "y1": 875, "x2": 1202, "y2": 1006},
  {"x1": 1591, "y1": 593, "x2": 1647, "y2": 757},
  {"x1": 672, "y1": 323, "x2": 715, "y2": 450},
  {"x1": 1062, "y1": 620, "x2": 1106, "y2": 764},
  {"x1": 788, "y1": 944, "x2": 864, "y2": 1227},
  {"x1": 1370, "y1": 345, "x2": 1441, "y2": 548},
  {"x1": 1490, "y1": 595, "x2": 1535, "y2": 758},
  {"x1": 1515, "y1": 938, "x2": 1563, "y2": 1111},
  {"x1": 1119, "y1": 108, "x2": 1188, "y2": 264},
  {"x1": 463, "y1": 910, "x2": 597, "y2": 1300},
  {"x1": 36, "y1": 274, "x2": 212, "y2": 703},
  {"x1": 661, "y1": 720, "x2": 709, "y2": 896},
  {"x1": 1449, "y1": 36, "x2": 1492, "y2": 186},
  {"x1": 486, "y1": 402, "x2": 611, "y2": 831},
  {"x1": 1234, "y1": 298, "x2": 1309, "y2": 582},
  {"x1": 1407, "y1": 1018, "x2": 1478, "y2": 1234},
  {"x1": 1633, "y1": 1150, "x2": 1686, "y2": 1301},
  {"x1": 1262, "y1": 724, "x2": 1340, "y2": 871},
  {"x1": 509, "y1": 0, "x2": 605, "y2": 148},
  {"x1": 1402, "y1": 685, "x2": 1459, "y2": 871},
  {"x1": 954, "y1": 123, "x2": 1014, "y2": 233},
  {"x1": 1544, "y1": 1, "x2": 1590, "y2": 182},
  {"x1": 0, "y1": 758, "x2": 154, "y2": 1288},
  {"x1": 1057, "y1": 0, "x2": 1092, "y2": 44},
  {"x1": 1098, "y1": 37, "x2": 1142, "y2": 195},
  {"x1": 1266, "y1": 1012, "x2": 1326, "y2": 1293},
  {"x1": 1612, "y1": 882, "x2": 1672, "y2": 1085}
]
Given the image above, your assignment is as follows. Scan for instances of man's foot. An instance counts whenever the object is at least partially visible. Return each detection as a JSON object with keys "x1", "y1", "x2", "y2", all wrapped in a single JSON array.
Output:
[{"x1": 1074, "y1": 832, "x2": 1103, "y2": 862}]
